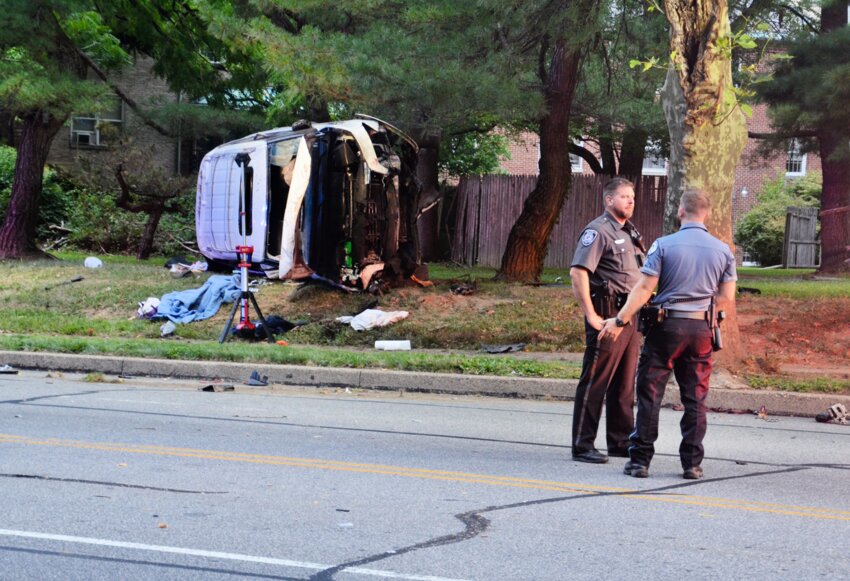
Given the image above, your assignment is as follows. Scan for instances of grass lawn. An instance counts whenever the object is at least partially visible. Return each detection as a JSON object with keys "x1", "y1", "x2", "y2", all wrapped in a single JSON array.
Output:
[{"x1": 1, "y1": 255, "x2": 847, "y2": 391}]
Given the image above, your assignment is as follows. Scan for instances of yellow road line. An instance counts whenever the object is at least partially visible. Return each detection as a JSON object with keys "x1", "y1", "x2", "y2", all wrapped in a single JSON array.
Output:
[{"x1": 2, "y1": 434, "x2": 848, "y2": 522}]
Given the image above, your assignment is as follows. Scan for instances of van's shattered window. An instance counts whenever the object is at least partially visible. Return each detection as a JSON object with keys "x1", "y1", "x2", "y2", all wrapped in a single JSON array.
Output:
[{"x1": 270, "y1": 139, "x2": 300, "y2": 166}]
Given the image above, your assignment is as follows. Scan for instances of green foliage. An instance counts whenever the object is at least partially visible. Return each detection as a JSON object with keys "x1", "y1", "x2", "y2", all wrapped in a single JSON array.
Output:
[
  {"x1": 438, "y1": 132, "x2": 510, "y2": 179},
  {"x1": 758, "y1": 25, "x2": 850, "y2": 160},
  {"x1": 735, "y1": 173, "x2": 821, "y2": 266},
  {"x1": 57, "y1": 180, "x2": 196, "y2": 257},
  {"x1": 0, "y1": 146, "x2": 72, "y2": 240}
]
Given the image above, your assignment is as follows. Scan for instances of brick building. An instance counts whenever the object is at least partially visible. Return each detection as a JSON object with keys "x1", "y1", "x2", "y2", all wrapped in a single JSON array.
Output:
[
  {"x1": 48, "y1": 56, "x2": 182, "y2": 175},
  {"x1": 500, "y1": 112, "x2": 822, "y2": 263}
]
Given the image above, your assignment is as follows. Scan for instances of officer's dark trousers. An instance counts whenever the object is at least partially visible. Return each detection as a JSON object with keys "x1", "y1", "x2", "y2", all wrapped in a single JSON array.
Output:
[
  {"x1": 572, "y1": 318, "x2": 640, "y2": 455},
  {"x1": 629, "y1": 319, "x2": 713, "y2": 470}
]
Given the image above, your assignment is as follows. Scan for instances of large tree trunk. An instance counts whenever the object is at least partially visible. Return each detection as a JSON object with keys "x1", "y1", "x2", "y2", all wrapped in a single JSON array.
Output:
[
  {"x1": 661, "y1": 0, "x2": 748, "y2": 364},
  {"x1": 816, "y1": 1, "x2": 850, "y2": 273},
  {"x1": 415, "y1": 138, "x2": 440, "y2": 261},
  {"x1": 818, "y1": 132, "x2": 850, "y2": 273},
  {"x1": 495, "y1": 40, "x2": 582, "y2": 282},
  {"x1": 0, "y1": 111, "x2": 65, "y2": 259},
  {"x1": 618, "y1": 127, "x2": 649, "y2": 178}
]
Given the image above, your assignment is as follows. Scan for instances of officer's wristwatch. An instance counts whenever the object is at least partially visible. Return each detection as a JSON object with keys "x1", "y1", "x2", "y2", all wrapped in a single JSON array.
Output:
[{"x1": 615, "y1": 316, "x2": 629, "y2": 327}]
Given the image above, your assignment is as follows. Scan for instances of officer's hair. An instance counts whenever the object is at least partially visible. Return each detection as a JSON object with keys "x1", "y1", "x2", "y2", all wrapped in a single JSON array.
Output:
[
  {"x1": 680, "y1": 189, "x2": 711, "y2": 216},
  {"x1": 602, "y1": 177, "x2": 634, "y2": 200}
]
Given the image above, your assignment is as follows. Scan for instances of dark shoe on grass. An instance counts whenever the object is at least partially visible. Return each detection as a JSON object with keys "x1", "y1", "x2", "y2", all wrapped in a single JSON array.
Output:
[{"x1": 623, "y1": 461, "x2": 649, "y2": 478}]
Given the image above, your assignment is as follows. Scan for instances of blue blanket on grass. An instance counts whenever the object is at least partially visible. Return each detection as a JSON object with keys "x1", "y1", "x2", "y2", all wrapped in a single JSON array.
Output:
[{"x1": 153, "y1": 274, "x2": 241, "y2": 324}]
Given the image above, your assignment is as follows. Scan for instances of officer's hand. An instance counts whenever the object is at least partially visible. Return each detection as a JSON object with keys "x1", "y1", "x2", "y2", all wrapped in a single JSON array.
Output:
[
  {"x1": 598, "y1": 318, "x2": 623, "y2": 342},
  {"x1": 588, "y1": 313, "x2": 605, "y2": 331}
]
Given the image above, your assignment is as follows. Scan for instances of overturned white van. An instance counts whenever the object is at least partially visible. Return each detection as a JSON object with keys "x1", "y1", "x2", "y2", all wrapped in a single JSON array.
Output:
[{"x1": 195, "y1": 115, "x2": 429, "y2": 288}]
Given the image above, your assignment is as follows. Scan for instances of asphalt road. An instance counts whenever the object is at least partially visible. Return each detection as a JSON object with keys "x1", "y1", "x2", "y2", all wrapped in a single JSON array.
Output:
[{"x1": 1, "y1": 371, "x2": 848, "y2": 580}]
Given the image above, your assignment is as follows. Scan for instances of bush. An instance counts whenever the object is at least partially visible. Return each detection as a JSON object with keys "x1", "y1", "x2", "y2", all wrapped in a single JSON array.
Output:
[
  {"x1": 735, "y1": 173, "x2": 821, "y2": 266},
  {"x1": 1, "y1": 144, "x2": 196, "y2": 257}
]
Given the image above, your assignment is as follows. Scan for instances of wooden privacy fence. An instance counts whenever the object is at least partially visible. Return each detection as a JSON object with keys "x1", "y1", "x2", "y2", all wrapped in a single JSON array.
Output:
[
  {"x1": 452, "y1": 174, "x2": 668, "y2": 268},
  {"x1": 783, "y1": 206, "x2": 820, "y2": 268}
]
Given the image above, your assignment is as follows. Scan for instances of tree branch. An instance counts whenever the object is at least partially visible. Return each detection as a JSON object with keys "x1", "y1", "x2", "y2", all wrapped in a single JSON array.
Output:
[
  {"x1": 570, "y1": 142, "x2": 604, "y2": 174},
  {"x1": 748, "y1": 129, "x2": 817, "y2": 139},
  {"x1": 115, "y1": 164, "x2": 153, "y2": 213}
]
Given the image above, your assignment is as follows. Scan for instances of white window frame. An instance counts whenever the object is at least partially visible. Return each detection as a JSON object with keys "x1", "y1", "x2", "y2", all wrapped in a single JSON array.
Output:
[
  {"x1": 641, "y1": 154, "x2": 667, "y2": 176},
  {"x1": 70, "y1": 97, "x2": 124, "y2": 148},
  {"x1": 642, "y1": 140, "x2": 668, "y2": 176},
  {"x1": 569, "y1": 140, "x2": 584, "y2": 173},
  {"x1": 785, "y1": 139, "x2": 807, "y2": 177}
]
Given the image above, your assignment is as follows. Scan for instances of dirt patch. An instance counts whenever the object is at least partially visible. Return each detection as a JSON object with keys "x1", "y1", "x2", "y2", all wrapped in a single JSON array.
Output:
[{"x1": 737, "y1": 296, "x2": 850, "y2": 379}]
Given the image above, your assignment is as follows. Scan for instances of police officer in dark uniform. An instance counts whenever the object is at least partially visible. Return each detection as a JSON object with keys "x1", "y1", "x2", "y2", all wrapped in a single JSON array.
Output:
[
  {"x1": 569, "y1": 178, "x2": 646, "y2": 464},
  {"x1": 599, "y1": 189, "x2": 737, "y2": 479}
]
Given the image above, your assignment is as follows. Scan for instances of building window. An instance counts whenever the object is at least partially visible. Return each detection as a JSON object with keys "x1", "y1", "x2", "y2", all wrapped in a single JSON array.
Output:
[
  {"x1": 70, "y1": 96, "x2": 124, "y2": 148},
  {"x1": 785, "y1": 139, "x2": 807, "y2": 176},
  {"x1": 570, "y1": 140, "x2": 584, "y2": 173},
  {"x1": 642, "y1": 153, "x2": 667, "y2": 176},
  {"x1": 641, "y1": 140, "x2": 668, "y2": 176}
]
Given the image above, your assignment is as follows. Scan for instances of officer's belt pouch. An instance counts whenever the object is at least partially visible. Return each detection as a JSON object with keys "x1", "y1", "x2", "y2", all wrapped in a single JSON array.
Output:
[
  {"x1": 637, "y1": 305, "x2": 663, "y2": 334},
  {"x1": 591, "y1": 294, "x2": 612, "y2": 318}
]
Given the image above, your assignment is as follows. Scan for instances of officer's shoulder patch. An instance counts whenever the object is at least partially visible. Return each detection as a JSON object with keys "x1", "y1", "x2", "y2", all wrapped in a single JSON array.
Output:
[
  {"x1": 647, "y1": 240, "x2": 659, "y2": 255},
  {"x1": 580, "y1": 229, "x2": 599, "y2": 247}
]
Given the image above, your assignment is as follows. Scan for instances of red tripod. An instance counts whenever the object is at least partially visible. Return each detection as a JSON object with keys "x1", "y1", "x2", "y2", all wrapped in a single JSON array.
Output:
[{"x1": 219, "y1": 245, "x2": 275, "y2": 343}]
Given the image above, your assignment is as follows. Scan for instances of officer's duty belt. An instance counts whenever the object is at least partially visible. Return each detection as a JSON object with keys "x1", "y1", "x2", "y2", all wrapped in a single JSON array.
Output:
[{"x1": 665, "y1": 310, "x2": 707, "y2": 320}]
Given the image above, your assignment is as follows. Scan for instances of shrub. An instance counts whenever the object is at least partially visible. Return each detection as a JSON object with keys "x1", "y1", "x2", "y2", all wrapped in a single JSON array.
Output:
[{"x1": 735, "y1": 173, "x2": 821, "y2": 266}]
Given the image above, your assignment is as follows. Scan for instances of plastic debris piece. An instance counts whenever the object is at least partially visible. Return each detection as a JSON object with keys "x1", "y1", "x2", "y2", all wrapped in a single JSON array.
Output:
[
  {"x1": 374, "y1": 340, "x2": 411, "y2": 351},
  {"x1": 159, "y1": 321, "x2": 176, "y2": 337},
  {"x1": 84, "y1": 257, "x2": 103, "y2": 268},
  {"x1": 336, "y1": 309, "x2": 409, "y2": 331},
  {"x1": 245, "y1": 370, "x2": 269, "y2": 386},
  {"x1": 138, "y1": 297, "x2": 160, "y2": 319},
  {"x1": 0, "y1": 364, "x2": 18, "y2": 374}
]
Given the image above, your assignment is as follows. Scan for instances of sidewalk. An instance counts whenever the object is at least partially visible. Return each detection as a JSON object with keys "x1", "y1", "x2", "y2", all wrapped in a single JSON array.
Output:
[{"x1": 1, "y1": 350, "x2": 848, "y2": 419}]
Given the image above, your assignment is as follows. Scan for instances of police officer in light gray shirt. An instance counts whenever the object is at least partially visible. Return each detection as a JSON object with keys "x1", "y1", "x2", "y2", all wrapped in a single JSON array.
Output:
[{"x1": 599, "y1": 189, "x2": 737, "y2": 480}]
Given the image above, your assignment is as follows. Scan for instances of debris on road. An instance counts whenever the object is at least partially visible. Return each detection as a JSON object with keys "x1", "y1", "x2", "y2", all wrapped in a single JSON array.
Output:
[
  {"x1": 245, "y1": 371, "x2": 269, "y2": 386},
  {"x1": 0, "y1": 364, "x2": 18, "y2": 374},
  {"x1": 815, "y1": 403, "x2": 848, "y2": 425},
  {"x1": 200, "y1": 384, "x2": 235, "y2": 392}
]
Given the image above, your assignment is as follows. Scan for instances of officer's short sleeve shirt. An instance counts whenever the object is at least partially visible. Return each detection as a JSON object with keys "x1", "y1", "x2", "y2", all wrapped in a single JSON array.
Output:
[
  {"x1": 643, "y1": 223, "x2": 737, "y2": 310},
  {"x1": 571, "y1": 212, "x2": 643, "y2": 294}
]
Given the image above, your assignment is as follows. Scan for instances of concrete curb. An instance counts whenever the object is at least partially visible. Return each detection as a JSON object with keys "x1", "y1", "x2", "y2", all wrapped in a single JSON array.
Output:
[{"x1": 1, "y1": 350, "x2": 848, "y2": 419}]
